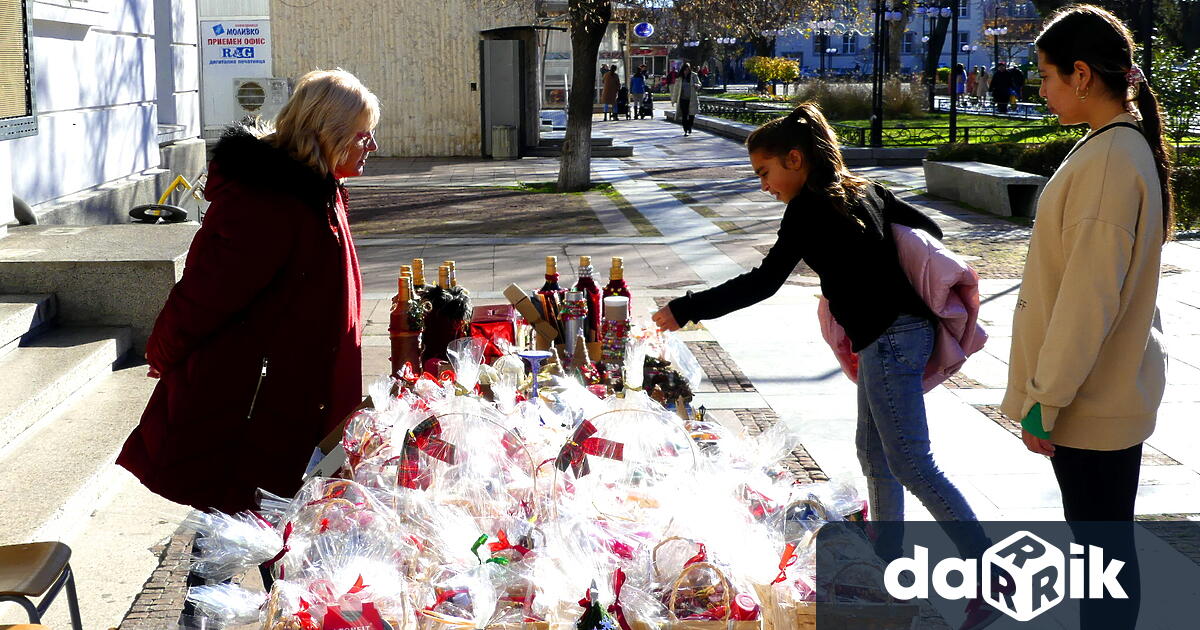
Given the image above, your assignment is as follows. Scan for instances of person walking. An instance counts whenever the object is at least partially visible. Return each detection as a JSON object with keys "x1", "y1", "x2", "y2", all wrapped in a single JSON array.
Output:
[
  {"x1": 670, "y1": 62, "x2": 702, "y2": 135},
  {"x1": 117, "y1": 69, "x2": 380, "y2": 514},
  {"x1": 601, "y1": 66, "x2": 620, "y2": 121},
  {"x1": 1005, "y1": 5, "x2": 1175, "y2": 627},
  {"x1": 953, "y1": 63, "x2": 967, "y2": 99},
  {"x1": 966, "y1": 67, "x2": 979, "y2": 103},
  {"x1": 1008, "y1": 63, "x2": 1027, "y2": 106},
  {"x1": 989, "y1": 60, "x2": 1012, "y2": 113},
  {"x1": 974, "y1": 66, "x2": 991, "y2": 101},
  {"x1": 631, "y1": 64, "x2": 648, "y2": 119},
  {"x1": 651, "y1": 102, "x2": 1001, "y2": 629}
]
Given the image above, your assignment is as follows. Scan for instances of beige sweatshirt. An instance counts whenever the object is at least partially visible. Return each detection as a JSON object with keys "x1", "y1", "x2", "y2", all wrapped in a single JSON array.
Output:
[{"x1": 1001, "y1": 113, "x2": 1168, "y2": 450}]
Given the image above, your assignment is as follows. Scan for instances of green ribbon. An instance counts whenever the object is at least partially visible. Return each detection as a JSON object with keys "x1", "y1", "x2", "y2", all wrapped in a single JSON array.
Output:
[{"x1": 470, "y1": 533, "x2": 489, "y2": 564}]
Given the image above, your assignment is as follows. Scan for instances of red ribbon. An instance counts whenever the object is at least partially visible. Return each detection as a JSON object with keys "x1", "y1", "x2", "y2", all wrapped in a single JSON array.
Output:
[
  {"x1": 608, "y1": 540, "x2": 635, "y2": 560},
  {"x1": 555, "y1": 420, "x2": 625, "y2": 477},
  {"x1": 262, "y1": 521, "x2": 293, "y2": 579},
  {"x1": 425, "y1": 588, "x2": 469, "y2": 612},
  {"x1": 487, "y1": 530, "x2": 531, "y2": 557},
  {"x1": 607, "y1": 568, "x2": 633, "y2": 630},
  {"x1": 398, "y1": 417, "x2": 458, "y2": 489},
  {"x1": 396, "y1": 362, "x2": 417, "y2": 382},
  {"x1": 772, "y1": 542, "x2": 799, "y2": 585},
  {"x1": 684, "y1": 543, "x2": 708, "y2": 568},
  {"x1": 296, "y1": 598, "x2": 317, "y2": 630}
]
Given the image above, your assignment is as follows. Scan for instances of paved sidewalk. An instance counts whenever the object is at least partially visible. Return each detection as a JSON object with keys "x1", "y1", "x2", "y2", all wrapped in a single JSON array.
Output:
[{"x1": 352, "y1": 112, "x2": 1200, "y2": 527}]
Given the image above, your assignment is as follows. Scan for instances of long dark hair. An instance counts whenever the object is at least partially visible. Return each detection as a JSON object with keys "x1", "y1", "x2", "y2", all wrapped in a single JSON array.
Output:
[
  {"x1": 1036, "y1": 4, "x2": 1174, "y2": 242},
  {"x1": 746, "y1": 102, "x2": 870, "y2": 223}
]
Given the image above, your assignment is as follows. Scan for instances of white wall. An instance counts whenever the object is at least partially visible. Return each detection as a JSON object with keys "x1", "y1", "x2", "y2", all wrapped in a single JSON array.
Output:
[
  {"x1": 155, "y1": 0, "x2": 200, "y2": 136},
  {"x1": 0, "y1": 144, "x2": 13, "y2": 232},
  {"x1": 7, "y1": 0, "x2": 200, "y2": 211},
  {"x1": 199, "y1": 0, "x2": 268, "y2": 18}
]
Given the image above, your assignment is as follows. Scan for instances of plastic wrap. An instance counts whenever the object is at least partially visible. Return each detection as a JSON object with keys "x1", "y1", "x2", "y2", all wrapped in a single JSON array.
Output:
[
  {"x1": 183, "y1": 511, "x2": 284, "y2": 582},
  {"x1": 186, "y1": 583, "x2": 266, "y2": 626}
]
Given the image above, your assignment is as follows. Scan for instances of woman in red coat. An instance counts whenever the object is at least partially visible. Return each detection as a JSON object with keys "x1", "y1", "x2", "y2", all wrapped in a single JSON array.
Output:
[{"x1": 118, "y1": 69, "x2": 380, "y2": 513}]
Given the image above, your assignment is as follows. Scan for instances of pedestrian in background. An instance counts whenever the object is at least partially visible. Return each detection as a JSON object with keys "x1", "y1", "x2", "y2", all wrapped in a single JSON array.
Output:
[
  {"x1": 670, "y1": 62, "x2": 702, "y2": 136},
  {"x1": 1008, "y1": 63, "x2": 1027, "y2": 105},
  {"x1": 601, "y1": 65, "x2": 620, "y2": 121},
  {"x1": 1005, "y1": 5, "x2": 1174, "y2": 626},
  {"x1": 953, "y1": 63, "x2": 967, "y2": 97},
  {"x1": 631, "y1": 64, "x2": 648, "y2": 119},
  {"x1": 118, "y1": 69, "x2": 379, "y2": 514},
  {"x1": 974, "y1": 66, "x2": 990, "y2": 101},
  {"x1": 989, "y1": 60, "x2": 1012, "y2": 113},
  {"x1": 966, "y1": 67, "x2": 979, "y2": 101}
]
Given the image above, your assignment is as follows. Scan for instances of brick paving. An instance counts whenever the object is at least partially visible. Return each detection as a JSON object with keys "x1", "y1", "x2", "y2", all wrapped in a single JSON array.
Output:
[
  {"x1": 733, "y1": 409, "x2": 829, "y2": 485},
  {"x1": 1134, "y1": 515, "x2": 1200, "y2": 566},
  {"x1": 119, "y1": 531, "x2": 194, "y2": 630},
  {"x1": 689, "y1": 340, "x2": 757, "y2": 393},
  {"x1": 973, "y1": 404, "x2": 1182, "y2": 466}
]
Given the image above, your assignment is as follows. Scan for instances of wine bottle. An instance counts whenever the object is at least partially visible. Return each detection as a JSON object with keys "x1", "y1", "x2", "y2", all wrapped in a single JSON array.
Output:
[{"x1": 389, "y1": 275, "x2": 422, "y2": 374}]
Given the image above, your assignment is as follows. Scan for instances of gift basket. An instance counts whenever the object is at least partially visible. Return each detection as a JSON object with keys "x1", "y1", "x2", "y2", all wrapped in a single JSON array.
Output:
[{"x1": 182, "y1": 255, "x2": 875, "y2": 630}]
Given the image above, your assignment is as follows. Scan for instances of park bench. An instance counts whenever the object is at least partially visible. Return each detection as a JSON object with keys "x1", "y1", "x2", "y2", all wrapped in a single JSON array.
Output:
[{"x1": 924, "y1": 160, "x2": 1048, "y2": 218}]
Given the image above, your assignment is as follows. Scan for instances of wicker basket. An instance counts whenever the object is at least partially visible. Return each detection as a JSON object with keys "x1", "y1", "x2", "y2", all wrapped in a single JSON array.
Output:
[{"x1": 663, "y1": 561, "x2": 762, "y2": 630}]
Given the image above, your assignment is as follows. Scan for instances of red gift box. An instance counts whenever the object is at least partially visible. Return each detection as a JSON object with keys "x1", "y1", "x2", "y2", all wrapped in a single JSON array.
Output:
[{"x1": 470, "y1": 304, "x2": 518, "y2": 362}]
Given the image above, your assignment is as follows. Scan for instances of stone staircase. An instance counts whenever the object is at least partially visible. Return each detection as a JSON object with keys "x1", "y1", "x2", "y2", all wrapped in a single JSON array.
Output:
[{"x1": 0, "y1": 294, "x2": 191, "y2": 629}]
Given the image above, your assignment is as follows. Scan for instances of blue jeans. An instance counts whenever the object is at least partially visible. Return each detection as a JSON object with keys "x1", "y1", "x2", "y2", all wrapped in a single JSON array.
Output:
[{"x1": 856, "y1": 314, "x2": 989, "y2": 561}]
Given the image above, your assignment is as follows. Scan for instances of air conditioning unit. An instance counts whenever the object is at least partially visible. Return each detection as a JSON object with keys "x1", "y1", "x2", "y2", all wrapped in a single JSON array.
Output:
[{"x1": 232, "y1": 77, "x2": 290, "y2": 122}]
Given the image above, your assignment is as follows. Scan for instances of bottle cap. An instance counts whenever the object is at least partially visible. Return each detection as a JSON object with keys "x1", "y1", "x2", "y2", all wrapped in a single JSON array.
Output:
[
  {"x1": 579, "y1": 255, "x2": 591, "y2": 267},
  {"x1": 546, "y1": 255, "x2": 558, "y2": 274}
]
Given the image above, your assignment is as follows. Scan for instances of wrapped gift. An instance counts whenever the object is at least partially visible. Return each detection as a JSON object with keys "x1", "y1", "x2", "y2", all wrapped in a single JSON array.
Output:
[{"x1": 470, "y1": 304, "x2": 518, "y2": 363}]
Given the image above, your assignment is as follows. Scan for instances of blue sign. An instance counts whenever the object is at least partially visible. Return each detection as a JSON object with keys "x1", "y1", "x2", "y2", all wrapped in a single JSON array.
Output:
[
  {"x1": 212, "y1": 24, "x2": 224, "y2": 35},
  {"x1": 221, "y1": 47, "x2": 256, "y2": 59},
  {"x1": 634, "y1": 22, "x2": 654, "y2": 38}
]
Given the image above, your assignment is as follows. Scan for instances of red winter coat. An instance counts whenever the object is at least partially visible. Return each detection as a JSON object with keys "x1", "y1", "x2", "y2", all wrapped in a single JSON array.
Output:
[{"x1": 117, "y1": 128, "x2": 363, "y2": 513}]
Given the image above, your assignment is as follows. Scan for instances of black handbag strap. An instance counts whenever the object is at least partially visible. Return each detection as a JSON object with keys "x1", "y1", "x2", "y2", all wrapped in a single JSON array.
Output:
[{"x1": 1065, "y1": 121, "x2": 1142, "y2": 161}]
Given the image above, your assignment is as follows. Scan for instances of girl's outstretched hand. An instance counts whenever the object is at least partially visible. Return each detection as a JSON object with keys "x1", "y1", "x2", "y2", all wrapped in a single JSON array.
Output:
[{"x1": 652, "y1": 305, "x2": 681, "y2": 332}]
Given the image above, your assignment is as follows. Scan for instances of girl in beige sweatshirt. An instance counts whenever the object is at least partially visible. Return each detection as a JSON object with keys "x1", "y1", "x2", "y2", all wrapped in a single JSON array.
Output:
[{"x1": 1005, "y1": 4, "x2": 1174, "y2": 521}]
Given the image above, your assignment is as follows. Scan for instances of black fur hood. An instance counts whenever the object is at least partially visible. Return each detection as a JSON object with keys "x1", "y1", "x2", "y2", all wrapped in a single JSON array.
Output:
[{"x1": 205, "y1": 125, "x2": 339, "y2": 209}]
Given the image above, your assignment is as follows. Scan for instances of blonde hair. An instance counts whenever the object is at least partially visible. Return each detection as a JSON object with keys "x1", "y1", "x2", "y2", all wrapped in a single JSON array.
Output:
[{"x1": 267, "y1": 69, "x2": 380, "y2": 178}]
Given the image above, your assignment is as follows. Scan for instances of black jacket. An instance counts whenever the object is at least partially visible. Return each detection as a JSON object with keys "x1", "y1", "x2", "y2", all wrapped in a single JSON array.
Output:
[{"x1": 669, "y1": 183, "x2": 941, "y2": 352}]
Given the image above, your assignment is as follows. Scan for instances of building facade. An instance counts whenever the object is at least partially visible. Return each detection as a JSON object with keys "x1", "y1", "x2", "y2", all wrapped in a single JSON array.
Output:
[
  {"x1": 776, "y1": 0, "x2": 1039, "y2": 76},
  {"x1": 269, "y1": 0, "x2": 536, "y2": 158},
  {"x1": 1, "y1": 0, "x2": 204, "y2": 225}
]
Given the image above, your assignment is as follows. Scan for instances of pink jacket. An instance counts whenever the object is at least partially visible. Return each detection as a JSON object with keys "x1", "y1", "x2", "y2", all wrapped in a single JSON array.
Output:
[{"x1": 818, "y1": 224, "x2": 987, "y2": 393}]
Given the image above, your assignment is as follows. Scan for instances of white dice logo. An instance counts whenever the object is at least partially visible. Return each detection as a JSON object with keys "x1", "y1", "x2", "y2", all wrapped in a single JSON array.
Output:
[{"x1": 983, "y1": 530, "x2": 1065, "y2": 621}]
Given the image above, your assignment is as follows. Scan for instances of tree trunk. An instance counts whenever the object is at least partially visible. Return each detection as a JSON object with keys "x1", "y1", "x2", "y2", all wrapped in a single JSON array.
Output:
[
  {"x1": 887, "y1": 11, "x2": 911, "y2": 75},
  {"x1": 925, "y1": 17, "x2": 950, "y2": 110},
  {"x1": 557, "y1": 0, "x2": 612, "y2": 192}
]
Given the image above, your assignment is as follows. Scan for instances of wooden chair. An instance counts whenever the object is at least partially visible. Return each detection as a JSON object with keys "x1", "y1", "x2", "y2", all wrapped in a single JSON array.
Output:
[{"x1": 0, "y1": 542, "x2": 82, "y2": 630}]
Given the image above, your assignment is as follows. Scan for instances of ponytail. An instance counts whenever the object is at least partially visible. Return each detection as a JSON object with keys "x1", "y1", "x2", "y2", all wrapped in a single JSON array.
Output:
[
  {"x1": 1134, "y1": 82, "x2": 1175, "y2": 242},
  {"x1": 746, "y1": 102, "x2": 869, "y2": 223},
  {"x1": 1037, "y1": 4, "x2": 1175, "y2": 243}
]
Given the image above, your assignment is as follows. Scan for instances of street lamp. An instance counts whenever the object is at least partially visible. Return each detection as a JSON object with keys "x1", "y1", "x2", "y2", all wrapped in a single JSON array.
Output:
[
  {"x1": 812, "y1": 18, "x2": 837, "y2": 79},
  {"x1": 984, "y1": 25, "x2": 1009, "y2": 69},
  {"x1": 962, "y1": 44, "x2": 977, "y2": 71}
]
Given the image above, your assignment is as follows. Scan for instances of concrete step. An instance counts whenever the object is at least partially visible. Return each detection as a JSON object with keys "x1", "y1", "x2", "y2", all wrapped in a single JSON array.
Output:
[
  {"x1": 525, "y1": 144, "x2": 634, "y2": 158},
  {"x1": 537, "y1": 135, "x2": 615, "y2": 147},
  {"x1": 0, "y1": 326, "x2": 133, "y2": 450},
  {"x1": 0, "y1": 362, "x2": 190, "y2": 629},
  {"x1": 0, "y1": 294, "x2": 56, "y2": 357}
]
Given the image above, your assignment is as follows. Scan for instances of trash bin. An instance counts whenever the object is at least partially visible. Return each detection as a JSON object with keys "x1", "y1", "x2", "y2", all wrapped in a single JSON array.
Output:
[{"x1": 491, "y1": 125, "x2": 518, "y2": 160}]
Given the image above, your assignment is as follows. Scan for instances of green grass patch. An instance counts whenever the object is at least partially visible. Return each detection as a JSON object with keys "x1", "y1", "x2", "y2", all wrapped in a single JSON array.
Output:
[
  {"x1": 506, "y1": 181, "x2": 616, "y2": 194},
  {"x1": 602, "y1": 186, "x2": 662, "y2": 237}
]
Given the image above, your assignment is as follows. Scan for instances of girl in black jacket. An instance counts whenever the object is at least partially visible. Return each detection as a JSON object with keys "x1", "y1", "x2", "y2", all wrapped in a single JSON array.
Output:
[{"x1": 652, "y1": 104, "x2": 1000, "y2": 630}]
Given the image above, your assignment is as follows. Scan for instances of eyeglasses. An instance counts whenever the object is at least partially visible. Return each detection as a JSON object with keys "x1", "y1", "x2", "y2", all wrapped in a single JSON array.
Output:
[{"x1": 354, "y1": 130, "x2": 377, "y2": 149}]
